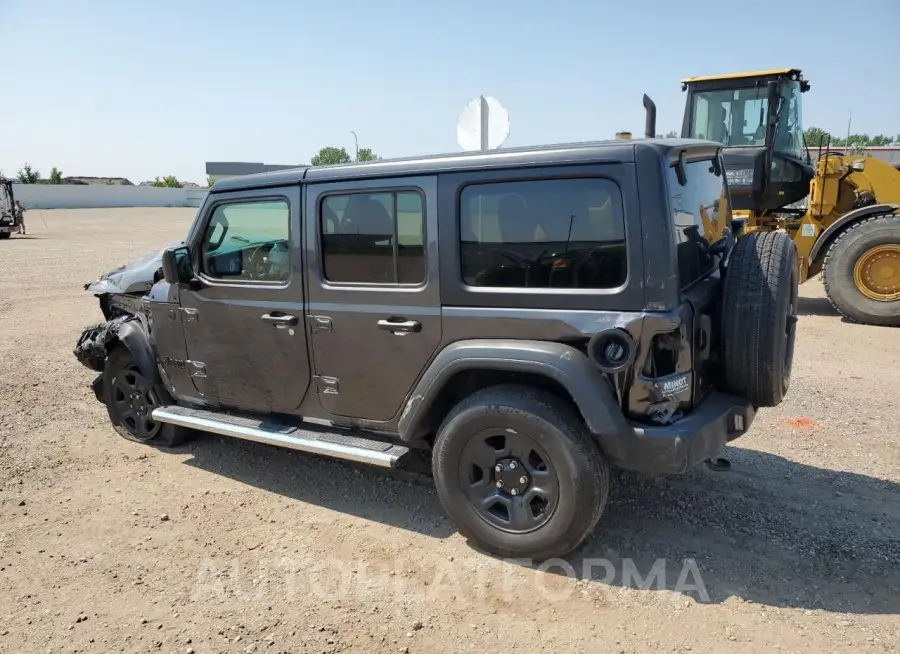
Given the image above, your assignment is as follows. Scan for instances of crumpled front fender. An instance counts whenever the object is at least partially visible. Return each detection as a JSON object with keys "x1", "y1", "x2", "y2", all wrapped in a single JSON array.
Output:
[{"x1": 73, "y1": 315, "x2": 161, "y2": 386}]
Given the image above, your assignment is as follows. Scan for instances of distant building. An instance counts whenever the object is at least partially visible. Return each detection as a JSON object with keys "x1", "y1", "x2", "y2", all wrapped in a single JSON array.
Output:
[
  {"x1": 65, "y1": 176, "x2": 132, "y2": 185},
  {"x1": 205, "y1": 161, "x2": 301, "y2": 184}
]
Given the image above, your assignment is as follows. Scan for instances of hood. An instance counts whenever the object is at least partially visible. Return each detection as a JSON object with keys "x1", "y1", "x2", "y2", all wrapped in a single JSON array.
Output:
[{"x1": 84, "y1": 241, "x2": 182, "y2": 295}]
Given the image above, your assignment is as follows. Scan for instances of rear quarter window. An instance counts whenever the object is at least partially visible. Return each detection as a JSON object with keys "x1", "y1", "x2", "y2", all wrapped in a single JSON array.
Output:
[
  {"x1": 459, "y1": 177, "x2": 627, "y2": 290},
  {"x1": 666, "y1": 158, "x2": 730, "y2": 289}
]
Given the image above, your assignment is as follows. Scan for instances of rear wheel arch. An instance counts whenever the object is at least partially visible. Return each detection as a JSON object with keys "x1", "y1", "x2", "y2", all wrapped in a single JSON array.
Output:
[{"x1": 397, "y1": 340, "x2": 628, "y2": 445}]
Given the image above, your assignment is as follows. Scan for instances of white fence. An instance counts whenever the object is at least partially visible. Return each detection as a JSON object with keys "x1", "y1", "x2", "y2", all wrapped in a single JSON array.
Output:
[{"x1": 13, "y1": 184, "x2": 208, "y2": 209}]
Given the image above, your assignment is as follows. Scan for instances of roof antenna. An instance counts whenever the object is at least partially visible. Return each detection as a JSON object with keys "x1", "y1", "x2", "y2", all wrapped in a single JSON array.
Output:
[{"x1": 642, "y1": 94, "x2": 657, "y2": 139}]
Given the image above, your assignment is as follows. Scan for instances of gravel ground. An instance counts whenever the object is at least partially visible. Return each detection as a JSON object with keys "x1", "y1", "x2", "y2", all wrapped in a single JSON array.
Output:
[{"x1": 0, "y1": 208, "x2": 898, "y2": 653}]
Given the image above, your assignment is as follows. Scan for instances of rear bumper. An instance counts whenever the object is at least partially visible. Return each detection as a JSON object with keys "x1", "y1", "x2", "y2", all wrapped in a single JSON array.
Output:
[{"x1": 598, "y1": 392, "x2": 755, "y2": 475}]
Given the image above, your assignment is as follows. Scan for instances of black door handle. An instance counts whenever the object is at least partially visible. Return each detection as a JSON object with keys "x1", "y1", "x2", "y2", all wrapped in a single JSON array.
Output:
[
  {"x1": 261, "y1": 312, "x2": 298, "y2": 328},
  {"x1": 377, "y1": 319, "x2": 421, "y2": 334}
]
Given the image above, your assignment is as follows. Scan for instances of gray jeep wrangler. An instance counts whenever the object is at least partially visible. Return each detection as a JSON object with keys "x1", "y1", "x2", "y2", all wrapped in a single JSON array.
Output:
[{"x1": 74, "y1": 100, "x2": 799, "y2": 560}]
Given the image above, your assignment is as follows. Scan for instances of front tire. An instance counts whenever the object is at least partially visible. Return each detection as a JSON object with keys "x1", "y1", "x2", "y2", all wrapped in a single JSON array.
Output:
[
  {"x1": 102, "y1": 345, "x2": 192, "y2": 447},
  {"x1": 432, "y1": 384, "x2": 609, "y2": 561},
  {"x1": 0, "y1": 232, "x2": 10, "y2": 240}
]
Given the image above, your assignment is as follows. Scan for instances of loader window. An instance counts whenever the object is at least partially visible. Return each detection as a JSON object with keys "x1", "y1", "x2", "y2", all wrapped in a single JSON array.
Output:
[
  {"x1": 690, "y1": 89, "x2": 766, "y2": 147},
  {"x1": 667, "y1": 158, "x2": 729, "y2": 290},
  {"x1": 690, "y1": 81, "x2": 806, "y2": 161}
]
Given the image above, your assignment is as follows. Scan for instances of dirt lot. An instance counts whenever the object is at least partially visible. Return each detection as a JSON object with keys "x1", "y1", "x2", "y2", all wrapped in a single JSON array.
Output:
[{"x1": 1, "y1": 208, "x2": 898, "y2": 653}]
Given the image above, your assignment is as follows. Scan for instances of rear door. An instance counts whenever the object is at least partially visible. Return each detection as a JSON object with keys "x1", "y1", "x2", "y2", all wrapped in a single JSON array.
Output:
[{"x1": 304, "y1": 176, "x2": 441, "y2": 422}]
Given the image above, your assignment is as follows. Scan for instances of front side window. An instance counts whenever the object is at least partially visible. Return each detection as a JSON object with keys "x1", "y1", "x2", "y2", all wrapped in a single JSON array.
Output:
[
  {"x1": 666, "y1": 158, "x2": 729, "y2": 289},
  {"x1": 199, "y1": 199, "x2": 290, "y2": 283},
  {"x1": 320, "y1": 190, "x2": 425, "y2": 285},
  {"x1": 460, "y1": 178, "x2": 626, "y2": 289}
]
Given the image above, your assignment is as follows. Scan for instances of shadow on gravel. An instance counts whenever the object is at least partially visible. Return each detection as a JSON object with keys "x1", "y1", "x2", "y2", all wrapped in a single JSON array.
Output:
[
  {"x1": 554, "y1": 445, "x2": 900, "y2": 615},
  {"x1": 179, "y1": 432, "x2": 455, "y2": 538},
  {"x1": 796, "y1": 296, "x2": 840, "y2": 317},
  {"x1": 180, "y1": 436, "x2": 899, "y2": 615}
]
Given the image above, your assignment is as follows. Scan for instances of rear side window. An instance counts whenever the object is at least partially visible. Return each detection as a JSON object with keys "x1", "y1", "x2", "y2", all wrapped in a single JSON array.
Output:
[
  {"x1": 459, "y1": 178, "x2": 627, "y2": 289},
  {"x1": 666, "y1": 159, "x2": 729, "y2": 289},
  {"x1": 320, "y1": 190, "x2": 425, "y2": 285}
]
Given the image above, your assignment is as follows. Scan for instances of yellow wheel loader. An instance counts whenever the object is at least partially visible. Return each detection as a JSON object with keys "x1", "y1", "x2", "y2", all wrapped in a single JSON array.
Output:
[{"x1": 680, "y1": 68, "x2": 900, "y2": 326}]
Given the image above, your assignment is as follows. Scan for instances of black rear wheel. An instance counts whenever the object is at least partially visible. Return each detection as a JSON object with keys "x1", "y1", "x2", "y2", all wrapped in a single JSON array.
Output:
[
  {"x1": 0, "y1": 232, "x2": 11, "y2": 240},
  {"x1": 432, "y1": 384, "x2": 608, "y2": 561}
]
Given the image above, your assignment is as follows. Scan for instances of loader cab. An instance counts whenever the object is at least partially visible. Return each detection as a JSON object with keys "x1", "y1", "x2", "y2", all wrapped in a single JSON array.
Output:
[{"x1": 680, "y1": 68, "x2": 814, "y2": 215}]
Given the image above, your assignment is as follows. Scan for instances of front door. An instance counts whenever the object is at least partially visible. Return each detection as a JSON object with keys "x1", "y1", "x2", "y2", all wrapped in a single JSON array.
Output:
[
  {"x1": 180, "y1": 186, "x2": 310, "y2": 414},
  {"x1": 304, "y1": 175, "x2": 441, "y2": 422}
]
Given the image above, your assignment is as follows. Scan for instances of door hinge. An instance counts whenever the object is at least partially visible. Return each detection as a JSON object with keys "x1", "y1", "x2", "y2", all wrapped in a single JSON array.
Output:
[
  {"x1": 314, "y1": 375, "x2": 339, "y2": 395},
  {"x1": 307, "y1": 315, "x2": 332, "y2": 333},
  {"x1": 187, "y1": 360, "x2": 207, "y2": 378},
  {"x1": 179, "y1": 308, "x2": 199, "y2": 324}
]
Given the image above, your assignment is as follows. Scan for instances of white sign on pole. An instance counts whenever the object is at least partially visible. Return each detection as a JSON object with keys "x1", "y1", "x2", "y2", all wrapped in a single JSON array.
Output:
[{"x1": 456, "y1": 96, "x2": 510, "y2": 151}]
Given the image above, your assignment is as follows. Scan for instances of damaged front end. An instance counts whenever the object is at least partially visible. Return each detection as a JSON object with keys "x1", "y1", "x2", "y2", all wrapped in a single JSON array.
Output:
[
  {"x1": 73, "y1": 316, "x2": 132, "y2": 402},
  {"x1": 84, "y1": 243, "x2": 178, "y2": 319},
  {"x1": 75, "y1": 244, "x2": 179, "y2": 399}
]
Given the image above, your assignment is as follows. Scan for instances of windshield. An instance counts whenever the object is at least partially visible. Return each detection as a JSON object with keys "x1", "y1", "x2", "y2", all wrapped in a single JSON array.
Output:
[{"x1": 690, "y1": 80, "x2": 805, "y2": 160}]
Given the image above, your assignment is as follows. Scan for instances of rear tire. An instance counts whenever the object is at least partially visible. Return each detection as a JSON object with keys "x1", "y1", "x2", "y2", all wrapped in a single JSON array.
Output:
[
  {"x1": 432, "y1": 384, "x2": 609, "y2": 561},
  {"x1": 102, "y1": 345, "x2": 192, "y2": 447},
  {"x1": 822, "y1": 214, "x2": 900, "y2": 327},
  {"x1": 721, "y1": 230, "x2": 799, "y2": 407},
  {"x1": 0, "y1": 232, "x2": 10, "y2": 240}
]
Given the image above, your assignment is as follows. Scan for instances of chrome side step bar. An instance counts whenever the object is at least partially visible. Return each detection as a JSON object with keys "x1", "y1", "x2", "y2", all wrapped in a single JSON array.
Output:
[{"x1": 151, "y1": 405, "x2": 410, "y2": 468}]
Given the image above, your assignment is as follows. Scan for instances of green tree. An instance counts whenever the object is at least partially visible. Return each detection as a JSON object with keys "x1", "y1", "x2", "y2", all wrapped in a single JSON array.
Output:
[
  {"x1": 152, "y1": 175, "x2": 184, "y2": 188},
  {"x1": 17, "y1": 163, "x2": 40, "y2": 184},
  {"x1": 207, "y1": 175, "x2": 216, "y2": 187},
  {"x1": 311, "y1": 146, "x2": 352, "y2": 166},
  {"x1": 49, "y1": 167, "x2": 64, "y2": 184},
  {"x1": 804, "y1": 127, "x2": 833, "y2": 148},
  {"x1": 356, "y1": 148, "x2": 380, "y2": 162}
]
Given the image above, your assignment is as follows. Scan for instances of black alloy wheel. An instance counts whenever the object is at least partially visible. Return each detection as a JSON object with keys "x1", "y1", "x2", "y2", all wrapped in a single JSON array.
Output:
[{"x1": 459, "y1": 427, "x2": 560, "y2": 533}]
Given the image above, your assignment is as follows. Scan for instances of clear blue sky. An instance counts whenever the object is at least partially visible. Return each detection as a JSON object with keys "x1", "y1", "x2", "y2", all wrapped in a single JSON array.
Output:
[{"x1": 3, "y1": 0, "x2": 899, "y2": 185}]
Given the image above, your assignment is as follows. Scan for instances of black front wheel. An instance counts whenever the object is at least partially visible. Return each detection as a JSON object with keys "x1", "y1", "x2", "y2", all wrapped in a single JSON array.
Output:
[
  {"x1": 432, "y1": 384, "x2": 609, "y2": 561},
  {"x1": 102, "y1": 345, "x2": 192, "y2": 447}
]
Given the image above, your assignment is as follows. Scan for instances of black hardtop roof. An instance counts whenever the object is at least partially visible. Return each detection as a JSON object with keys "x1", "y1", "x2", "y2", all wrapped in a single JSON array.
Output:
[{"x1": 211, "y1": 137, "x2": 720, "y2": 193}]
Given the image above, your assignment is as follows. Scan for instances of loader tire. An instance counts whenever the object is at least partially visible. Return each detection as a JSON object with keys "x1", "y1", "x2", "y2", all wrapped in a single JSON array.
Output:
[
  {"x1": 822, "y1": 214, "x2": 900, "y2": 327},
  {"x1": 721, "y1": 230, "x2": 799, "y2": 407}
]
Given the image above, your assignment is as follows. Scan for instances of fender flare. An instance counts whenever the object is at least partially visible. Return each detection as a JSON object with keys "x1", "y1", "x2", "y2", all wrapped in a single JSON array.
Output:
[
  {"x1": 115, "y1": 316, "x2": 163, "y2": 385},
  {"x1": 809, "y1": 203, "x2": 900, "y2": 265},
  {"x1": 397, "y1": 339, "x2": 630, "y2": 443}
]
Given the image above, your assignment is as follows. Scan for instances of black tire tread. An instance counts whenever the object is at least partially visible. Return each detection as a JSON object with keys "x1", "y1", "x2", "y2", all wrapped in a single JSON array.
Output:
[
  {"x1": 722, "y1": 230, "x2": 798, "y2": 407},
  {"x1": 432, "y1": 383, "x2": 609, "y2": 561},
  {"x1": 821, "y1": 213, "x2": 900, "y2": 327}
]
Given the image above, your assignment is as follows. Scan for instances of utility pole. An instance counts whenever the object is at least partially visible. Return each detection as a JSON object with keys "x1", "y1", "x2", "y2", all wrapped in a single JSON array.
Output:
[
  {"x1": 350, "y1": 130, "x2": 359, "y2": 161},
  {"x1": 846, "y1": 110, "x2": 852, "y2": 148}
]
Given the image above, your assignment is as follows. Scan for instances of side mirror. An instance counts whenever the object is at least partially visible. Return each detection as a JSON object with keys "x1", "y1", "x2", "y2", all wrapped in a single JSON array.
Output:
[{"x1": 161, "y1": 246, "x2": 194, "y2": 285}]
